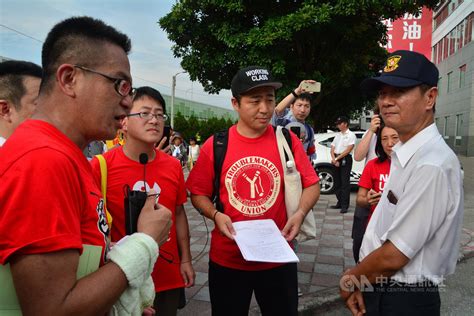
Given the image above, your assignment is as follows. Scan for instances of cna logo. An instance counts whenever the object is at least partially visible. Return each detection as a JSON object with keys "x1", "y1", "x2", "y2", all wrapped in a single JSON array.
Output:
[
  {"x1": 225, "y1": 156, "x2": 281, "y2": 217},
  {"x1": 132, "y1": 181, "x2": 161, "y2": 194}
]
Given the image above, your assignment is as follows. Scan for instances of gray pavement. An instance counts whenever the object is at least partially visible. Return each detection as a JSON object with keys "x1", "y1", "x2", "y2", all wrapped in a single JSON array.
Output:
[{"x1": 178, "y1": 155, "x2": 474, "y2": 315}]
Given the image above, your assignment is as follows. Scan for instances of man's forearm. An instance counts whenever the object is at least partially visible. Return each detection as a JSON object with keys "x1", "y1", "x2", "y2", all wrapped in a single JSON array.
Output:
[
  {"x1": 354, "y1": 131, "x2": 374, "y2": 161},
  {"x1": 275, "y1": 92, "x2": 296, "y2": 116},
  {"x1": 298, "y1": 184, "x2": 320, "y2": 216},
  {"x1": 345, "y1": 240, "x2": 409, "y2": 284},
  {"x1": 190, "y1": 194, "x2": 218, "y2": 220},
  {"x1": 335, "y1": 145, "x2": 354, "y2": 160}
]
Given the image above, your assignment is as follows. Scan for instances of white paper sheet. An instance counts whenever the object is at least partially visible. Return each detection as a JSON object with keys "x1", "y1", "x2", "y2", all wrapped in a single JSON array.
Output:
[{"x1": 233, "y1": 219, "x2": 299, "y2": 263}]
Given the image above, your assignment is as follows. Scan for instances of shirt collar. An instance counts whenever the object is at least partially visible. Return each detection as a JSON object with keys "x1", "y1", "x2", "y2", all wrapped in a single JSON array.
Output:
[
  {"x1": 392, "y1": 123, "x2": 440, "y2": 168},
  {"x1": 0, "y1": 136, "x2": 6, "y2": 146}
]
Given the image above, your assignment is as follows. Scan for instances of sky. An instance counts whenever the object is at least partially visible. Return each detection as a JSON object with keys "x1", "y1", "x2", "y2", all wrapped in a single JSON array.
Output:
[{"x1": 0, "y1": 0, "x2": 233, "y2": 108}]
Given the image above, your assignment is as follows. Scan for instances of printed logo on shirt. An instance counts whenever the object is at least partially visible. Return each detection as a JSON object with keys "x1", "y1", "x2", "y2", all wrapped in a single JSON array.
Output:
[
  {"x1": 132, "y1": 181, "x2": 161, "y2": 194},
  {"x1": 224, "y1": 156, "x2": 281, "y2": 217},
  {"x1": 96, "y1": 198, "x2": 110, "y2": 261},
  {"x1": 379, "y1": 173, "x2": 389, "y2": 191}
]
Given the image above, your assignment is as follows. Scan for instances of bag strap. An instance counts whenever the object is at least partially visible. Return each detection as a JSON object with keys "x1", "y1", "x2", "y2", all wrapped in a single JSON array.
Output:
[
  {"x1": 95, "y1": 154, "x2": 113, "y2": 228},
  {"x1": 276, "y1": 126, "x2": 296, "y2": 174},
  {"x1": 212, "y1": 129, "x2": 229, "y2": 212}
]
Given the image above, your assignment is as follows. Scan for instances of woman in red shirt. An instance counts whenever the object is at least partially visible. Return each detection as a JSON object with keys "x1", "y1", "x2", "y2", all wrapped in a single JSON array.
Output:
[
  {"x1": 356, "y1": 124, "x2": 399, "y2": 222},
  {"x1": 352, "y1": 124, "x2": 398, "y2": 262}
]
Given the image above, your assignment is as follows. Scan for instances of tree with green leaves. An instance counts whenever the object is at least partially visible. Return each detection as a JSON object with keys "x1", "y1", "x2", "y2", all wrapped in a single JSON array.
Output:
[
  {"x1": 173, "y1": 111, "x2": 235, "y2": 143},
  {"x1": 160, "y1": 0, "x2": 438, "y2": 129}
]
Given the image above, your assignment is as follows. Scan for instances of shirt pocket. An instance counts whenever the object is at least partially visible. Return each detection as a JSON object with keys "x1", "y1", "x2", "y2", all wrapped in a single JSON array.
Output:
[{"x1": 374, "y1": 197, "x2": 396, "y2": 242}]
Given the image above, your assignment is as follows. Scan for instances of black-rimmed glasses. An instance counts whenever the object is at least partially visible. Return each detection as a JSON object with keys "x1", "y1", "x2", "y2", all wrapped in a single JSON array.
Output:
[
  {"x1": 74, "y1": 65, "x2": 136, "y2": 98},
  {"x1": 126, "y1": 112, "x2": 168, "y2": 121}
]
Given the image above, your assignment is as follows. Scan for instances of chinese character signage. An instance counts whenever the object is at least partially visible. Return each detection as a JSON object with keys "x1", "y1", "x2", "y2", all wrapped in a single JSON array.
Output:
[{"x1": 382, "y1": 7, "x2": 433, "y2": 60}]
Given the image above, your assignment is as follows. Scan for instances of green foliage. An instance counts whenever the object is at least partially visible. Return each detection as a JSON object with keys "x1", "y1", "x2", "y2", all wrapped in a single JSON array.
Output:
[
  {"x1": 172, "y1": 111, "x2": 235, "y2": 143},
  {"x1": 160, "y1": 0, "x2": 437, "y2": 129}
]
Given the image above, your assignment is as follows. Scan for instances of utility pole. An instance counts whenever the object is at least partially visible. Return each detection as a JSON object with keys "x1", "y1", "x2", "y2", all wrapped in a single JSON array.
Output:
[{"x1": 171, "y1": 71, "x2": 186, "y2": 128}]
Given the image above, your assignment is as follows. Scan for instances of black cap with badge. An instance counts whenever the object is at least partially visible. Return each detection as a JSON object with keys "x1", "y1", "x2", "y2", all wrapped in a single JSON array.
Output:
[
  {"x1": 231, "y1": 66, "x2": 282, "y2": 97},
  {"x1": 360, "y1": 50, "x2": 439, "y2": 92}
]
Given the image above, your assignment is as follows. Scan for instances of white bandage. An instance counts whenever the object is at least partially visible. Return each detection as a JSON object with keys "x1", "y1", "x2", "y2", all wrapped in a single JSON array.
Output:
[{"x1": 107, "y1": 233, "x2": 158, "y2": 288}]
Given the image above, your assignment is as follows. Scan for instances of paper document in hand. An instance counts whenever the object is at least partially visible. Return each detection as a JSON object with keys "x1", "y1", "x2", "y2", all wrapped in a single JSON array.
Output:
[{"x1": 233, "y1": 219, "x2": 299, "y2": 263}]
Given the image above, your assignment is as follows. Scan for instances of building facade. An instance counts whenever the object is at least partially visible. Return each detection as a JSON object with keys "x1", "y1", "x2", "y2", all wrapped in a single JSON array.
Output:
[{"x1": 432, "y1": 0, "x2": 474, "y2": 156}]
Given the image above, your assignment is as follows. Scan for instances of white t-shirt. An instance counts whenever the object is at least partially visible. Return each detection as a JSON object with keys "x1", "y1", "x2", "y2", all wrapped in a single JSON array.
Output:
[
  {"x1": 189, "y1": 145, "x2": 200, "y2": 162},
  {"x1": 359, "y1": 124, "x2": 464, "y2": 284},
  {"x1": 331, "y1": 129, "x2": 356, "y2": 154},
  {"x1": 0, "y1": 136, "x2": 6, "y2": 147}
]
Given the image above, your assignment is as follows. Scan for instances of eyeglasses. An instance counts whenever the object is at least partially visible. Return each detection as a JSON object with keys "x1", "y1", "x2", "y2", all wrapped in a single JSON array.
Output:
[
  {"x1": 74, "y1": 65, "x2": 136, "y2": 98},
  {"x1": 127, "y1": 112, "x2": 168, "y2": 121}
]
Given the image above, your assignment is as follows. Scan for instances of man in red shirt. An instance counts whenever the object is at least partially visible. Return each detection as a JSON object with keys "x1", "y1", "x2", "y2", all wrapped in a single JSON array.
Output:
[
  {"x1": 91, "y1": 86, "x2": 195, "y2": 315},
  {"x1": 0, "y1": 17, "x2": 171, "y2": 315},
  {"x1": 0, "y1": 60, "x2": 42, "y2": 146},
  {"x1": 186, "y1": 66, "x2": 320, "y2": 315}
]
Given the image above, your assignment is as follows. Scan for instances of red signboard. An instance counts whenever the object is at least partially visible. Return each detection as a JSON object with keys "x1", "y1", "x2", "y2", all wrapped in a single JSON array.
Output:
[{"x1": 382, "y1": 7, "x2": 433, "y2": 60}]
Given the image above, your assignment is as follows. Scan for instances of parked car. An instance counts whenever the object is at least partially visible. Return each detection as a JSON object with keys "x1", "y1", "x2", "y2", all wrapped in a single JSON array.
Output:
[{"x1": 312, "y1": 131, "x2": 365, "y2": 194}]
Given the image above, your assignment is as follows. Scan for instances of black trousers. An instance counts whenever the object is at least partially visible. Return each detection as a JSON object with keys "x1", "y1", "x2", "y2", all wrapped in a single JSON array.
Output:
[
  {"x1": 334, "y1": 154, "x2": 353, "y2": 209},
  {"x1": 351, "y1": 205, "x2": 370, "y2": 263},
  {"x1": 208, "y1": 260, "x2": 298, "y2": 316},
  {"x1": 363, "y1": 282, "x2": 440, "y2": 316}
]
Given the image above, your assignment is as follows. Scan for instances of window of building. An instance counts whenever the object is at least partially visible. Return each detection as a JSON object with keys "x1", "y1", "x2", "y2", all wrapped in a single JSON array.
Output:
[
  {"x1": 458, "y1": 20, "x2": 465, "y2": 50},
  {"x1": 437, "y1": 41, "x2": 443, "y2": 64},
  {"x1": 443, "y1": 36, "x2": 449, "y2": 59},
  {"x1": 450, "y1": 29, "x2": 456, "y2": 55},
  {"x1": 447, "y1": 71, "x2": 453, "y2": 93},
  {"x1": 459, "y1": 64, "x2": 466, "y2": 88},
  {"x1": 464, "y1": 13, "x2": 473, "y2": 46},
  {"x1": 444, "y1": 116, "x2": 449, "y2": 138},
  {"x1": 455, "y1": 114, "x2": 463, "y2": 146}
]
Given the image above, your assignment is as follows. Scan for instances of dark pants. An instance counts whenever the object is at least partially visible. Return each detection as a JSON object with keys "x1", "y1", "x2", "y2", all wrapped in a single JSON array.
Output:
[
  {"x1": 154, "y1": 288, "x2": 181, "y2": 316},
  {"x1": 363, "y1": 282, "x2": 440, "y2": 316},
  {"x1": 351, "y1": 205, "x2": 370, "y2": 263},
  {"x1": 334, "y1": 154, "x2": 353, "y2": 209},
  {"x1": 208, "y1": 260, "x2": 298, "y2": 316}
]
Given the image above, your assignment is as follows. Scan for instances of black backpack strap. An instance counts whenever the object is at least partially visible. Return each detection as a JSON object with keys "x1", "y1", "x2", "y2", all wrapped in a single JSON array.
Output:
[
  {"x1": 273, "y1": 125, "x2": 292, "y2": 162},
  {"x1": 212, "y1": 129, "x2": 229, "y2": 212}
]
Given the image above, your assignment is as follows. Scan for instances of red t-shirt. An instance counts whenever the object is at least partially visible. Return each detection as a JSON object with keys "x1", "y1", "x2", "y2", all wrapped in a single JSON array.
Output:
[
  {"x1": 0, "y1": 120, "x2": 109, "y2": 264},
  {"x1": 91, "y1": 147, "x2": 188, "y2": 292},
  {"x1": 358, "y1": 157, "x2": 391, "y2": 221},
  {"x1": 186, "y1": 125, "x2": 319, "y2": 271}
]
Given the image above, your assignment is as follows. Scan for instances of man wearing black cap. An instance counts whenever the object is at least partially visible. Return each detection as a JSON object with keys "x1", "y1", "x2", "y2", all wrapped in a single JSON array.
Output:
[
  {"x1": 339, "y1": 50, "x2": 464, "y2": 315},
  {"x1": 187, "y1": 66, "x2": 320, "y2": 315},
  {"x1": 330, "y1": 115, "x2": 356, "y2": 214}
]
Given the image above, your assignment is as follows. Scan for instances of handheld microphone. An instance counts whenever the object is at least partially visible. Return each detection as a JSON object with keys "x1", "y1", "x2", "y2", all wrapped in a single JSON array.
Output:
[
  {"x1": 139, "y1": 153, "x2": 148, "y2": 192},
  {"x1": 124, "y1": 153, "x2": 149, "y2": 235}
]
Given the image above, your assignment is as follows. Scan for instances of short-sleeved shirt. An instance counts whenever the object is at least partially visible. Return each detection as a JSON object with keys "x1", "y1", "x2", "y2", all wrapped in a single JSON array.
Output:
[
  {"x1": 0, "y1": 120, "x2": 109, "y2": 265},
  {"x1": 360, "y1": 124, "x2": 464, "y2": 284},
  {"x1": 91, "y1": 147, "x2": 188, "y2": 292},
  {"x1": 186, "y1": 125, "x2": 319, "y2": 271},
  {"x1": 331, "y1": 129, "x2": 356, "y2": 154},
  {"x1": 358, "y1": 158, "x2": 391, "y2": 220}
]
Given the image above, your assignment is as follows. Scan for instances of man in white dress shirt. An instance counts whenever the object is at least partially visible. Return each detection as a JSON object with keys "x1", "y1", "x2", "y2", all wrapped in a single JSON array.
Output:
[
  {"x1": 0, "y1": 60, "x2": 42, "y2": 147},
  {"x1": 339, "y1": 50, "x2": 464, "y2": 315},
  {"x1": 330, "y1": 115, "x2": 356, "y2": 214}
]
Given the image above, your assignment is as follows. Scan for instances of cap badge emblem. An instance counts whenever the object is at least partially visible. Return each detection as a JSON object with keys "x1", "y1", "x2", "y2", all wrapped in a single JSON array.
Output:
[{"x1": 384, "y1": 55, "x2": 401, "y2": 72}]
